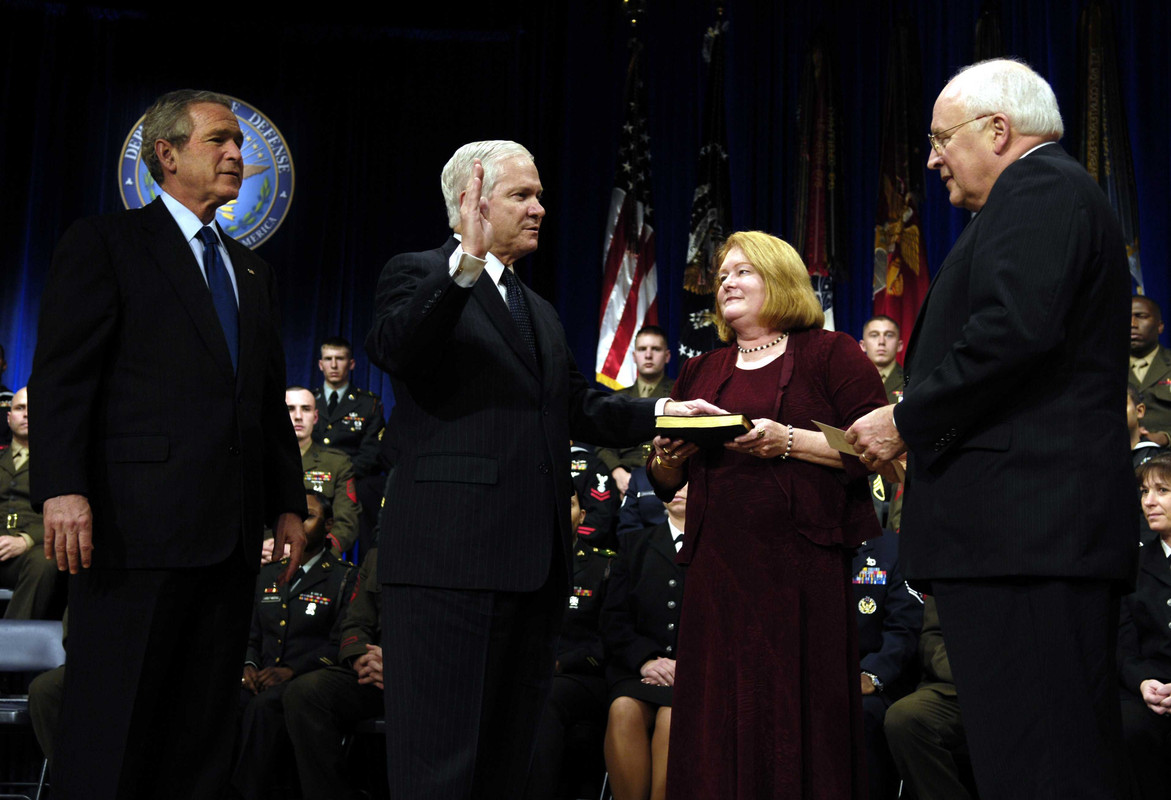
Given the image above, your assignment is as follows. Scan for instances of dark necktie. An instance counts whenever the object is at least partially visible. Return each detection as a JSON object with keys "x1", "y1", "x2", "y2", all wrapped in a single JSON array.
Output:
[
  {"x1": 500, "y1": 267, "x2": 536, "y2": 361},
  {"x1": 328, "y1": 391, "x2": 339, "y2": 416},
  {"x1": 197, "y1": 226, "x2": 239, "y2": 372}
]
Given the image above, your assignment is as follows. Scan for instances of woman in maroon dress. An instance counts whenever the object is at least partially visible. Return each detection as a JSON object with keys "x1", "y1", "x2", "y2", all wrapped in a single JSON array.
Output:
[{"x1": 648, "y1": 231, "x2": 886, "y2": 799}]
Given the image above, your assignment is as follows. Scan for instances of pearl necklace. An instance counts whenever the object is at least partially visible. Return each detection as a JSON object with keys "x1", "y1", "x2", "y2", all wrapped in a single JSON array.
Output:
[{"x1": 737, "y1": 332, "x2": 787, "y2": 354}]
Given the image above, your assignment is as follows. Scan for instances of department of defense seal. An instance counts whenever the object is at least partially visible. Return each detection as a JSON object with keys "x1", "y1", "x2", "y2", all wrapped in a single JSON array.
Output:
[{"x1": 119, "y1": 95, "x2": 294, "y2": 249}]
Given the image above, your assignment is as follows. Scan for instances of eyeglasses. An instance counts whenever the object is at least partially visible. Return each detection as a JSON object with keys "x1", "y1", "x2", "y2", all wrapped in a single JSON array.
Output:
[{"x1": 928, "y1": 114, "x2": 990, "y2": 153}]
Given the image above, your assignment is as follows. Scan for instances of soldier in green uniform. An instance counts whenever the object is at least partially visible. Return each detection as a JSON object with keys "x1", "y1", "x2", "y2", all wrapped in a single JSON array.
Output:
[
  {"x1": 286, "y1": 387, "x2": 362, "y2": 554},
  {"x1": 859, "y1": 316, "x2": 905, "y2": 530},
  {"x1": 313, "y1": 336, "x2": 385, "y2": 478},
  {"x1": 595, "y1": 326, "x2": 675, "y2": 497},
  {"x1": 0, "y1": 387, "x2": 59, "y2": 619}
]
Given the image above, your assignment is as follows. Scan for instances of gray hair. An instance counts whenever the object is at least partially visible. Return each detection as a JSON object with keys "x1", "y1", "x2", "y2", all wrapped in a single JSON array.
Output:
[
  {"x1": 946, "y1": 59, "x2": 1063, "y2": 139},
  {"x1": 440, "y1": 140, "x2": 535, "y2": 229},
  {"x1": 142, "y1": 89, "x2": 235, "y2": 183}
]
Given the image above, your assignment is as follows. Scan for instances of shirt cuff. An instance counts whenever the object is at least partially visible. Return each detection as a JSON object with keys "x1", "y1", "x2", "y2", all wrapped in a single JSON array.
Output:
[
  {"x1": 891, "y1": 403, "x2": 901, "y2": 434},
  {"x1": 18, "y1": 532, "x2": 34, "y2": 551},
  {"x1": 653, "y1": 398, "x2": 670, "y2": 415},
  {"x1": 447, "y1": 249, "x2": 487, "y2": 288}
]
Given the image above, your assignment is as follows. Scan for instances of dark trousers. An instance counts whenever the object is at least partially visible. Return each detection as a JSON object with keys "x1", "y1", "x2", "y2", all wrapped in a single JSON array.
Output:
[
  {"x1": 231, "y1": 682, "x2": 296, "y2": 800},
  {"x1": 1119, "y1": 690, "x2": 1171, "y2": 800},
  {"x1": 934, "y1": 578, "x2": 1128, "y2": 800},
  {"x1": 53, "y1": 552, "x2": 253, "y2": 800},
  {"x1": 283, "y1": 664, "x2": 383, "y2": 800},
  {"x1": 862, "y1": 693, "x2": 899, "y2": 800},
  {"x1": 380, "y1": 567, "x2": 563, "y2": 800},
  {"x1": 523, "y1": 673, "x2": 607, "y2": 800}
]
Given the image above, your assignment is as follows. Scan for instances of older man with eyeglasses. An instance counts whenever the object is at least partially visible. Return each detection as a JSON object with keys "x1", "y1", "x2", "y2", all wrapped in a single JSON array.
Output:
[{"x1": 847, "y1": 58, "x2": 1138, "y2": 799}]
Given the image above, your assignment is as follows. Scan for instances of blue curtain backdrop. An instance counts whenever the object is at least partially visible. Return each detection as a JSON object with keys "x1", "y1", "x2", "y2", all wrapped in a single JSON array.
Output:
[{"x1": 1, "y1": 1, "x2": 1166, "y2": 418}]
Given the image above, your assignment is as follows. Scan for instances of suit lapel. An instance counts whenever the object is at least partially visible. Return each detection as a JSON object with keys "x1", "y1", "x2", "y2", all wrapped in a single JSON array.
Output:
[
  {"x1": 471, "y1": 274, "x2": 541, "y2": 381},
  {"x1": 140, "y1": 199, "x2": 235, "y2": 379}
]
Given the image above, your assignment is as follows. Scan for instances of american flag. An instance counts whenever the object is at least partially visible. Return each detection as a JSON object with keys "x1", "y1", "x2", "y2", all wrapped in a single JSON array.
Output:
[{"x1": 595, "y1": 38, "x2": 657, "y2": 390}]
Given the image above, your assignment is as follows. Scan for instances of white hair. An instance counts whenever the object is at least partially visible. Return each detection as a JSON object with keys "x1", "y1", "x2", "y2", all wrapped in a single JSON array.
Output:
[
  {"x1": 946, "y1": 58, "x2": 1063, "y2": 139},
  {"x1": 440, "y1": 140, "x2": 535, "y2": 229}
]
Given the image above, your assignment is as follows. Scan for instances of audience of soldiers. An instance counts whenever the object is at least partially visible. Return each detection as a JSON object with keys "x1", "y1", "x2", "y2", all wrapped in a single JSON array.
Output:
[{"x1": 6, "y1": 293, "x2": 1171, "y2": 799}]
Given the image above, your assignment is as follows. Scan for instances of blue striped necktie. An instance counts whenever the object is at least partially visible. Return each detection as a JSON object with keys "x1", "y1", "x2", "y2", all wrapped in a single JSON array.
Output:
[{"x1": 197, "y1": 226, "x2": 239, "y2": 372}]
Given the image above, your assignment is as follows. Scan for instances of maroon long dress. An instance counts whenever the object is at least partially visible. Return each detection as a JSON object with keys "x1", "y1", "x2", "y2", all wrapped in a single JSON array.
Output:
[{"x1": 664, "y1": 330, "x2": 882, "y2": 800}]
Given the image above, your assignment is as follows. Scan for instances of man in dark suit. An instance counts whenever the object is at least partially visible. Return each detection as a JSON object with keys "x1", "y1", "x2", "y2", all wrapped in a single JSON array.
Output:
[
  {"x1": 365, "y1": 140, "x2": 715, "y2": 799},
  {"x1": 847, "y1": 59, "x2": 1138, "y2": 798},
  {"x1": 29, "y1": 89, "x2": 306, "y2": 799}
]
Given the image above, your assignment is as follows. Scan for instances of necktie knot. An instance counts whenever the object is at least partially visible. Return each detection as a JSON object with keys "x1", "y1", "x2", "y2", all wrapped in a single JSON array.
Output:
[{"x1": 197, "y1": 225, "x2": 218, "y2": 249}]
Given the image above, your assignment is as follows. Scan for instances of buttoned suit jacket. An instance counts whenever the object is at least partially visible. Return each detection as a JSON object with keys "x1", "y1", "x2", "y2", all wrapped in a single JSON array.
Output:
[
  {"x1": 366, "y1": 237, "x2": 655, "y2": 591},
  {"x1": 1131, "y1": 344, "x2": 1171, "y2": 438},
  {"x1": 894, "y1": 144, "x2": 1138, "y2": 584},
  {"x1": 29, "y1": 196, "x2": 306, "y2": 569}
]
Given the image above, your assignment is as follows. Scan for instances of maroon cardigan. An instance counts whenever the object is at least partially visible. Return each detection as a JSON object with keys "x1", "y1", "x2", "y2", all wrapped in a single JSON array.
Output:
[{"x1": 653, "y1": 328, "x2": 887, "y2": 562}]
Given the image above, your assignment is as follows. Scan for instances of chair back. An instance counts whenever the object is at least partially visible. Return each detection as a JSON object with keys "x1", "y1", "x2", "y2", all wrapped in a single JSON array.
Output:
[{"x1": 0, "y1": 621, "x2": 66, "y2": 673}]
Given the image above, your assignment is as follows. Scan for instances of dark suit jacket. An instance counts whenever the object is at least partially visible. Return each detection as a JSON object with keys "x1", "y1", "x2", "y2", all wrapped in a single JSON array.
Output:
[
  {"x1": 894, "y1": 144, "x2": 1138, "y2": 584},
  {"x1": 1118, "y1": 542, "x2": 1171, "y2": 694},
  {"x1": 366, "y1": 238, "x2": 655, "y2": 591},
  {"x1": 659, "y1": 327, "x2": 886, "y2": 557},
  {"x1": 29, "y1": 196, "x2": 306, "y2": 569}
]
